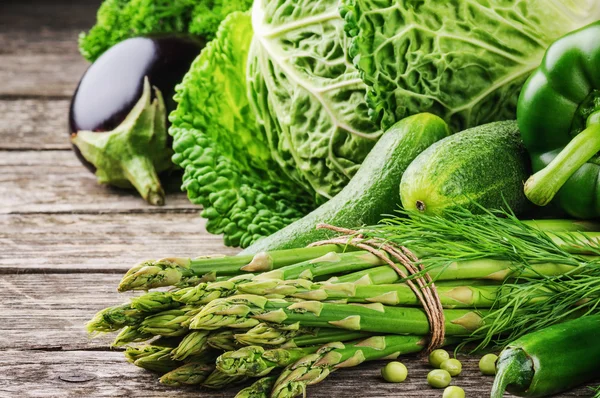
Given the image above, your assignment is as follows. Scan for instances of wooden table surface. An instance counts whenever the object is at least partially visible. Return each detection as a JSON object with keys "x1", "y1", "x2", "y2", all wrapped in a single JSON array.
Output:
[{"x1": 0, "y1": 1, "x2": 596, "y2": 397}]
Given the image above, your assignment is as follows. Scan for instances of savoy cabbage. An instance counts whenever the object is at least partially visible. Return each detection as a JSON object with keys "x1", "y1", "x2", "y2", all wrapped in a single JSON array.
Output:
[
  {"x1": 341, "y1": 0, "x2": 600, "y2": 131},
  {"x1": 79, "y1": 0, "x2": 253, "y2": 61},
  {"x1": 170, "y1": 12, "x2": 314, "y2": 248},
  {"x1": 249, "y1": 0, "x2": 381, "y2": 200},
  {"x1": 170, "y1": 1, "x2": 380, "y2": 247}
]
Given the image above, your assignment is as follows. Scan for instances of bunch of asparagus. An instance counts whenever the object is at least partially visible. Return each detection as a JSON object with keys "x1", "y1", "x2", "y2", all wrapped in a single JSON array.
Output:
[{"x1": 88, "y1": 213, "x2": 600, "y2": 397}]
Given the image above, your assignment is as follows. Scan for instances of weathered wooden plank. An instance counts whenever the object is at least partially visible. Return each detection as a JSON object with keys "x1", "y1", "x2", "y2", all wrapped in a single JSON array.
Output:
[
  {"x1": 0, "y1": 99, "x2": 71, "y2": 150},
  {"x1": 0, "y1": 213, "x2": 238, "y2": 272},
  {"x1": 0, "y1": 0, "x2": 100, "y2": 35},
  {"x1": 0, "y1": 350, "x2": 595, "y2": 398},
  {"x1": 0, "y1": 150, "x2": 196, "y2": 213},
  {"x1": 0, "y1": 1, "x2": 97, "y2": 98},
  {"x1": 0, "y1": 274, "x2": 133, "y2": 349},
  {"x1": 0, "y1": 54, "x2": 88, "y2": 98}
]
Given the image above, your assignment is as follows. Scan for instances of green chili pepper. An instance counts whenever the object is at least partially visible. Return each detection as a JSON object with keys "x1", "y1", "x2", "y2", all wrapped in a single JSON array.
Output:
[
  {"x1": 490, "y1": 315, "x2": 600, "y2": 397},
  {"x1": 518, "y1": 21, "x2": 600, "y2": 218}
]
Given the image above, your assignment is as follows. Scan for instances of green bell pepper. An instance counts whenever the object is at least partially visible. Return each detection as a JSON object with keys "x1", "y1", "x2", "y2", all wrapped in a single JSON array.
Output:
[{"x1": 518, "y1": 21, "x2": 600, "y2": 218}]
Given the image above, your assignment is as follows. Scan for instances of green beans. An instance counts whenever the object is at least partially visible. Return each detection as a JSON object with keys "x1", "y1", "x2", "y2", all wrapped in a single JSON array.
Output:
[
  {"x1": 479, "y1": 353, "x2": 498, "y2": 375},
  {"x1": 429, "y1": 349, "x2": 450, "y2": 368},
  {"x1": 443, "y1": 386, "x2": 465, "y2": 398},
  {"x1": 440, "y1": 359, "x2": 462, "y2": 376},
  {"x1": 381, "y1": 361, "x2": 408, "y2": 383},
  {"x1": 427, "y1": 369, "x2": 452, "y2": 388}
]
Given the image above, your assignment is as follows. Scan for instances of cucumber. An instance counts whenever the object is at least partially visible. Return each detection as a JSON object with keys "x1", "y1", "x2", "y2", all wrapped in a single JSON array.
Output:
[
  {"x1": 241, "y1": 113, "x2": 451, "y2": 254},
  {"x1": 400, "y1": 121, "x2": 531, "y2": 216}
]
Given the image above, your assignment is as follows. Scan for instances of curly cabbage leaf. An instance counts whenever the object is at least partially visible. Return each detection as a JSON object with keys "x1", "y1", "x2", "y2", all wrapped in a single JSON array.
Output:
[
  {"x1": 170, "y1": 12, "x2": 314, "y2": 248},
  {"x1": 342, "y1": 0, "x2": 600, "y2": 131},
  {"x1": 79, "y1": 0, "x2": 253, "y2": 62},
  {"x1": 249, "y1": 0, "x2": 381, "y2": 200}
]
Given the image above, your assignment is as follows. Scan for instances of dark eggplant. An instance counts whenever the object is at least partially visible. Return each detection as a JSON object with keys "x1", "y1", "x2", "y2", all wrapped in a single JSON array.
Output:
[{"x1": 69, "y1": 36, "x2": 204, "y2": 205}]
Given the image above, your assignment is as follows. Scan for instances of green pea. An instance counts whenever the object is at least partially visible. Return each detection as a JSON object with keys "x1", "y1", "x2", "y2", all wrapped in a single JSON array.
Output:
[
  {"x1": 427, "y1": 369, "x2": 451, "y2": 388},
  {"x1": 479, "y1": 353, "x2": 498, "y2": 375},
  {"x1": 440, "y1": 358, "x2": 462, "y2": 376},
  {"x1": 443, "y1": 386, "x2": 465, "y2": 398},
  {"x1": 428, "y1": 349, "x2": 450, "y2": 368},
  {"x1": 381, "y1": 361, "x2": 408, "y2": 383}
]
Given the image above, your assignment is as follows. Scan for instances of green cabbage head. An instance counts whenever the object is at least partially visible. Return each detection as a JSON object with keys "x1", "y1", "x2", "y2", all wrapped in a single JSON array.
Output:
[
  {"x1": 248, "y1": 0, "x2": 381, "y2": 200},
  {"x1": 342, "y1": 0, "x2": 600, "y2": 131}
]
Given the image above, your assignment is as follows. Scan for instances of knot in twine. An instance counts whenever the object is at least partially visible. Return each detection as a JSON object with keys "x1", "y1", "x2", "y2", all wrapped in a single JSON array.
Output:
[{"x1": 309, "y1": 223, "x2": 445, "y2": 353}]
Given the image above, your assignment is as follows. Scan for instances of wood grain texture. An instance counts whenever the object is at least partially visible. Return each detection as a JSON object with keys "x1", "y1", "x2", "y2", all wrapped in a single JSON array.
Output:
[
  {"x1": 0, "y1": 213, "x2": 239, "y2": 272},
  {"x1": 0, "y1": 350, "x2": 595, "y2": 398},
  {"x1": 0, "y1": 99, "x2": 71, "y2": 149},
  {"x1": 0, "y1": 274, "x2": 128, "y2": 350},
  {"x1": 0, "y1": 0, "x2": 98, "y2": 98},
  {"x1": 0, "y1": 151, "x2": 196, "y2": 214}
]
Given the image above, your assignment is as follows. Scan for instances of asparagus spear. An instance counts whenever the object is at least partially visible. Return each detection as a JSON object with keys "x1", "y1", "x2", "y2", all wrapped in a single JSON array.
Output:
[
  {"x1": 172, "y1": 274, "x2": 255, "y2": 305},
  {"x1": 202, "y1": 369, "x2": 248, "y2": 389},
  {"x1": 235, "y1": 323, "x2": 371, "y2": 348},
  {"x1": 87, "y1": 304, "x2": 145, "y2": 333},
  {"x1": 112, "y1": 325, "x2": 153, "y2": 347},
  {"x1": 170, "y1": 330, "x2": 211, "y2": 361},
  {"x1": 124, "y1": 345, "x2": 180, "y2": 374},
  {"x1": 118, "y1": 245, "x2": 344, "y2": 291},
  {"x1": 235, "y1": 376, "x2": 278, "y2": 398},
  {"x1": 252, "y1": 251, "x2": 385, "y2": 281},
  {"x1": 271, "y1": 335, "x2": 430, "y2": 398},
  {"x1": 238, "y1": 279, "x2": 503, "y2": 308},
  {"x1": 160, "y1": 361, "x2": 215, "y2": 386},
  {"x1": 87, "y1": 291, "x2": 181, "y2": 333},
  {"x1": 207, "y1": 329, "x2": 243, "y2": 351},
  {"x1": 190, "y1": 295, "x2": 487, "y2": 335},
  {"x1": 216, "y1": 345, "x2": 320, "y2": 377},
  {"x1": 139, "y1": 306, "x2": 201, "y2": 337}
]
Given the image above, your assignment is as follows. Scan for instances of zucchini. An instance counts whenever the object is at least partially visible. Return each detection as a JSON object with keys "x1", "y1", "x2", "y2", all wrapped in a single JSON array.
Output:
[
  {"x1": 491, "y1": 315, "x2": 600, "y2": 398},
  {"x1": 241, "y1": 113, "x2": 451, "y2": 254},
  {"x1": 400, "y1": 121, "x2": 531, "y2": 216}
]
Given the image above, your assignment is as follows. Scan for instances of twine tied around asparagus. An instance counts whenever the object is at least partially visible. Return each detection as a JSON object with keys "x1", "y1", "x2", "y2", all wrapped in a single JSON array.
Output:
[{"x1": 309, "y1": 223, "x2": 445, "y2": 352}]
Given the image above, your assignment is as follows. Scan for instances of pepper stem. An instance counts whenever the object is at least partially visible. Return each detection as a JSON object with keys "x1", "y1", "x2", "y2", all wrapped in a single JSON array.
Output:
[
  {"x1": 490, "y1": 348, "x2": 534, "y2": 398},
  {"x1": 525, "y1": 123, "x2": 600, "y2": 206}
]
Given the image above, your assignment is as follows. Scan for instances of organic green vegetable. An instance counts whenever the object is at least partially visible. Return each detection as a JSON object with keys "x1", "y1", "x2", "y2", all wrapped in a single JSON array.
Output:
[
  {"x1": 444, "y1": 386, "x2": 466, "y2": 398},
  {"x1": 441, "y1": 359, "x2": 462, "y2": 377},
  {"x1": 428, "y1": 369, "x2": 452, "y2": 389},
  {"x1": 271, "y1": 335, "x2": 428, "y2": 398},
  {"x1": 117, "y1": 244, "x2": 341, "y2": 291},
  {"x1": 170, "y1": 331, "x2": 210, "y2": 361},
  {"x1": 235, "y1": 376, "x2": 278, "y2": 398},
  {"x1": 216, "y1": 345, "x2": 320, "y2": 377},
  {"x1": 242, "y1": 113, "x2": 450, "y2": 253},
  {"x1": 400, "y1": 121, "x2": 530, "y2": 216},
  {"x1": 234, "y1": 324, "x2": 370, "y2": 348},
  {"x1": 429, "y1": 349, "x2": 450, "y2": 368},
  {"x1": 160, "y1": 361, "x2": 214, "y2": 386},
  {"x1": 79, "y1": 0, "x2": 253, "y2": 61},
  {"x1": 88, "y1": 206, "x2": 600, "y2": 397},
  {"x1": 170, "y1": 12, "x2": 314, "y2": 248},
  {"x1": 341, "y1": 0, "x2": 600, "y2": 131},
  {"x1": 519, "y1": 22, "x2": 600, "y2": 218},
  {"x1": 381, "y1": 361, "x2": 408, "y2": 383},
  {"x1": 248, "y1": 0, "x2": 380, "y2": 201},
  {"x1": 491, "y1": 315, "x2": 600, "y2": 398},
  {"x1": 202, "y1": 370, "x2": 247, "y2": 389},
  {"x1": 479, "y1": 354, "x2": 498, "y2": 376},
  {"x1": 238, "y1": 279, "x2": 503, "y2": 308},
  {"x1": 124, "y1": 345, "x2": 180, "y2": 373},
  {"x1": 190, "y1": 294, "x2": 489, "y2": 335}
]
